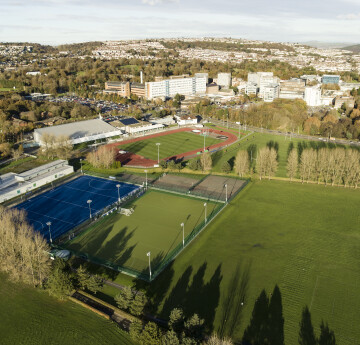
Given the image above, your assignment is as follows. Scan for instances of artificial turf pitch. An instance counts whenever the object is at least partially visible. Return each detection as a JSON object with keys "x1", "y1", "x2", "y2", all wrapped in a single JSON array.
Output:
[
  {"x1": 138, "y1": 180, "x2": 360, "y2": 345},
  {"x1": 118, "y1": 131, "x2": 222, "y2": 160},
  {"x1": 65, "y1": 190, "x2": 219, "y2": 275}
]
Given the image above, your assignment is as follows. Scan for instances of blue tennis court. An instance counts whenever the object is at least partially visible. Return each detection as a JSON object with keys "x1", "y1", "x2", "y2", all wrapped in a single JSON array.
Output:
[{"x1": 16, "y1": 175, "x2": 140, "y2": 242}]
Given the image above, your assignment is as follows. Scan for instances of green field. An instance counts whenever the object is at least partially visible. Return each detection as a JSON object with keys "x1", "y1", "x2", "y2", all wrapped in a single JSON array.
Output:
[
  {"x1": 0, "y1": 274, "x2": 134, "y2": 345},
  {"x1": 66, "y1": 190, "x2": 219, "y2": 276},
  {"x1": 135, "y1": 180, "x2": 360, "y2": 344},
  {"x1": 118, "y1": 131, "x2": 222, "y2": 160},
  {"x1": 211, "y1": 131, "x2": 348, "y2": 177}
]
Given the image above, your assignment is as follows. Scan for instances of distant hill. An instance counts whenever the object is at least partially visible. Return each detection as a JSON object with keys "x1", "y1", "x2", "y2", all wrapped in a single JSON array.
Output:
[
  {"x1": 302, "y1": 41, "x2": 354, "y2": 49},
  {"x1": 342, "y1": 44, "x2": 360, "y2": 53}
]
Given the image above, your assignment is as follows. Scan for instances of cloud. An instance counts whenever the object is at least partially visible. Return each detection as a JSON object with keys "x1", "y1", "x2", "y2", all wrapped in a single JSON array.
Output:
[
  {"x1": 337, "y1": 12, "x2": 360, "y2": 20},
  {"x1": 142, "y1": 0, "x2": 178, "y2": 5}
]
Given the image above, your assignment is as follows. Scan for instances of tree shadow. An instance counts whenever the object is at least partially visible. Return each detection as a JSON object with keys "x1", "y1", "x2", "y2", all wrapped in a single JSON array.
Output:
[
  {"x1": 211, "y1": 150, "x2": 223, "y2": 166},
  {"x1": 242, "y1": 285, "x2": 285, "y2": 345},
  {"x1": 161, "y1": 262, "x2": 223, "y2": 332},
  {"x1": 267, "y1": 141, "x2": 279, "y2": 161},
  {"x1": 219, "y1": 262, "x2": 251, "y2": 339},
  {"x1": 287, "y1": 142, "x2": 294, "y2": 157}
]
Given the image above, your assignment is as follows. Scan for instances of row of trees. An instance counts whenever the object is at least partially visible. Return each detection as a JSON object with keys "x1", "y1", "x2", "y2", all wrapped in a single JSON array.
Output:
[
  {"x1": 0, "y1": 207, "x2": 50, "y2": 287},
  {"x1": 287, "y1": 147, "x2": 360, "y2": 187},
  {"x1": 87, "y1": 145, "x2": 117, "y2": 169},
  {"x1": 129, "y1": 307, "x2": 230, "y2": 345}
]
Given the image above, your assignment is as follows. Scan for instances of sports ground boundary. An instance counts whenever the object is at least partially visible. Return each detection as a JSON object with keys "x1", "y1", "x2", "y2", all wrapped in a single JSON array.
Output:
[
  {"x1": 110, "y1": 127, "x2": 239, "y2": 168},
  {"x1": 58, "y1": 176, "x2": 249, "y2": 282}
]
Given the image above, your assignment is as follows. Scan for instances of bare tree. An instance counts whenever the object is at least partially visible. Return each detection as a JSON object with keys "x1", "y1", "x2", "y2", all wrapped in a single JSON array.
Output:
[
  {"x1": 0, "y1": 207, "x2": 51, "y2": 287},
  {"x1": 287, "y1": 149, "x2": 298, "y2": 181},
  {"x1": 256, "y1": 147, "x2": 268, "y2": 180},
  {"x1": 200, "y1": 152, "x2": 212, "y2": 172},
  {"x1": 266, "y1": 147, "x2": 278, "y2": 180},
  {"x1": 87, "y1": 145, "x2": 116, "y2": 169},
  {"x1": 234, "y1": 150, "x2": 249, "y2": 177}
]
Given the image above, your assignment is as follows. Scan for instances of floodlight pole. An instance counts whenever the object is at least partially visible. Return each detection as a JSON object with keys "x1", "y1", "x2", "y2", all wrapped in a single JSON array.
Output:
[
  {"x1": 181, "y1": 222, "x2": 185, "y2": 247},
  {"x1": 87, "y1": 200, "x2": 92, "y2": 219},
  {"x1": 156, "y1": 143, "x2": 161, "y2": 164},
  {"x1": 203, "y1": 130, "x2": 206, "y2": 152},
  {"x1": 116, "y1": 184, "x2": 121, "y2": 203},
  {"x1": 204, "y1": 203, "x2": 207, "y2": 224},
  {"x1": 144, "y1": 170, "x2": 148, "y2": 188},
  {"x1": 46, "y1": 221, "x2": 52, "y2": 244},
  {"x1": 80, "y1": 158, "x2": 83, "y2": 174},
  {"x1": 225, "y1": 184, "x2": 228, "y2": 203},
  {"x1": 147, "y1": 252, "x2": 152, "y2": 280}
]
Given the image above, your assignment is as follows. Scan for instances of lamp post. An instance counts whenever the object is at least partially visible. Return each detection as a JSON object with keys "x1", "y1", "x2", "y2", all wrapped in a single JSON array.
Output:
[
  {"x1": 46, "y1": 221, "x2": 52, "y2": 244},
  {"x1": 116, "y1": 184, "x2": 121, "y2": 202},
  {"x1": 147, "y1": 251, "x2": 152, "y2": 280},
  {"x1": 80, "y1": 158, "x2": 83, "y2": 174},
  {"x1": 238, "y1": 122, "x2": 241, "y2": 139},
  {"x1": 225, "y1": 184, "x2": 228, "y2": 203},
  {"x1": 144, "y1": 170, "x2": 148, "y2": 188},
  {"x1": 87, "y1": 200, "x2": 92, "y2": 219},
  {"x1": 181, "y1": 222, "x2": 185, "y2": 247},
  {"x1": 204, "y1": 203, "x2": 207, "y2": 224},
  {"x1": 156, "y1": 143, "x2": 161, "y2": 164}
]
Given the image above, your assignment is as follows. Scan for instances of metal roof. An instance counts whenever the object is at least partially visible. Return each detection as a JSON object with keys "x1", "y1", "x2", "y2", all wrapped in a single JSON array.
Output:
[{"x1": 34, "y1": 119, "x2": 118, "y2": 139}]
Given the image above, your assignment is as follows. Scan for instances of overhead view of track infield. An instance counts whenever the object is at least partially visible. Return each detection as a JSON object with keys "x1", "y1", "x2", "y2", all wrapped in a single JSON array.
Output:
[{"x1": 111, "y1": 127, "x2": 240, "y2": 167}]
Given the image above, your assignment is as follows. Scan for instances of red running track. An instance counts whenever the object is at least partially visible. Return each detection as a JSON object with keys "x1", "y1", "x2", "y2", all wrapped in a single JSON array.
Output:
[{"x1": 108, "y1": 127, "x2": 238, "y2": 168}]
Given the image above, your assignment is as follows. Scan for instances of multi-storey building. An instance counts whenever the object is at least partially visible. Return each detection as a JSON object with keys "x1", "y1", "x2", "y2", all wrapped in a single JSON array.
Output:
[
  {"x1": 217, "y1": 73, "x2": 232, "y2": 88},
  {"x1": 145, "y1": 77, "x2": 206, "y2": 100},
  {"x1": 304, "y1": 86, "x2": 322, "y2": 106},
  {"x1": 322, "y1": 75, "x2": 340, "y2": 85},
  {"x1": 279, "y1": 79, "x2": 306, "y2": 100},
  {"x1": 263, "y1": 83, "x2": 280, "y2": 102}
]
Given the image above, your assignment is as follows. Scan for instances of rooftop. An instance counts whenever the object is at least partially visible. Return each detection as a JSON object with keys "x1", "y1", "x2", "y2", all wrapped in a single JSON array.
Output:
[{"x1": 34, "y1": 119, "x2": 118, "y2": 139}]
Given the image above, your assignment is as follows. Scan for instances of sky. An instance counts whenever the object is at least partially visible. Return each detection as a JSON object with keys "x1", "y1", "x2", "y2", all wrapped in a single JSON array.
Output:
[{"x1": 0, "y1": 0, "x2": 360, "y2": 45}]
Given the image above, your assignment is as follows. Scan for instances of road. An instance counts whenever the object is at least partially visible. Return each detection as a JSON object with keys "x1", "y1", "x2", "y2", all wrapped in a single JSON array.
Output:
[{"x1": 209, "y1": 119, "x2": 360, "y2": 147}]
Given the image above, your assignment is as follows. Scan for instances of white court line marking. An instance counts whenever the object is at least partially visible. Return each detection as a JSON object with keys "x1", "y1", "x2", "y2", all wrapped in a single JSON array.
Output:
[
  {"x1": 27, "y1": 218, "x2": 44, "y2": 230},
  {"x1": 41, "y1": 195, "x2": 95, "y2": 210},
  {"x1": 26, "y1": 209, "x2": 75, "y2": 225},
  {"x1": 88, "y1": 179, "x2": 121, "y2": 191},
  {"x1": 64, "y1": 185, "x2": 118, "y2": 200}
]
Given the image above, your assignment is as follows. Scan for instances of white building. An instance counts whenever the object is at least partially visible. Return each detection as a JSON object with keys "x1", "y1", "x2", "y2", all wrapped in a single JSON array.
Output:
[
  {"x1": 245, "y1": 82, "x2": 258, "y2": 96},
  {"x1": 34, "y1": 119, "x2": 122, "y2": 146},
  {"x1": 247, "y1": 72, "x2": 279, "y2": 98},
  {"x1": 217, "y1": 73, "x2": 232, "y2": 88},
  {"x1": 145, "y1": 77, "x2": 206, "y2": 100},
  {"x1": 0, "y1": 160, "x2": 74, "y2": 203},
  {"x1": 174, "y1": 114, "x2": 198, "y2": 126},
  {"x1": 263, "y1": 83, "x2": 280, "y2": 102},
  {"x1": 195, "y1": 73, "x2": 209, "y2": 83},
  {"x1": 304, "y1": 86, "x2": 322, "y2": 106}
]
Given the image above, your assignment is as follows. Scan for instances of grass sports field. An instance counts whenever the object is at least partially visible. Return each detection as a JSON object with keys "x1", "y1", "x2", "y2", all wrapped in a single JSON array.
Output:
[
  {"x1": 211, "y1": 130, "x2": 351, "y2": 177},
  {"x1": 131, "y1": 180, "x2": 360, "y2": 344},
  {"x1": 118, "y1": 131, "x2": 222, "y2": 160},
  {"x1": 0, "y1": 274, "x2": 134, "y2": 345},
  {"x1": 66, "y1": 190, "x2": 220, "y2": 276}
]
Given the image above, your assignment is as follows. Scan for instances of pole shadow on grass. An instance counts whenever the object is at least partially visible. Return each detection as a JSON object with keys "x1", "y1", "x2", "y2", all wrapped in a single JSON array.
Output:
[{"x1": 218, "y1": 262, "x2": 251, "y2": 339}]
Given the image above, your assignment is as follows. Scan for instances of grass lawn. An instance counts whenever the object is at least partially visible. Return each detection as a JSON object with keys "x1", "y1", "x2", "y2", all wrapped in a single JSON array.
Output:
[
  {"x1": 65, "y1": 190, "x2": 220, "y2": 275},
  {"x1": 118, "y1": 131, "x2": 222, "y2": 160},
  {"x1": 0, "y1": 274, "x2": 134, "y2": 345},
  {"x1": 211, "y1": 131, "x2": 346, "y2": 177},
  {"x1": 135, "y1": 180, "x2": 360, "y2": 345},
  {"x1": 0, "y1": 157, "x2": 48, "y2": 175},
  {"x1": 0, "y1": 88, "x2": 13, "y2": 91}
]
